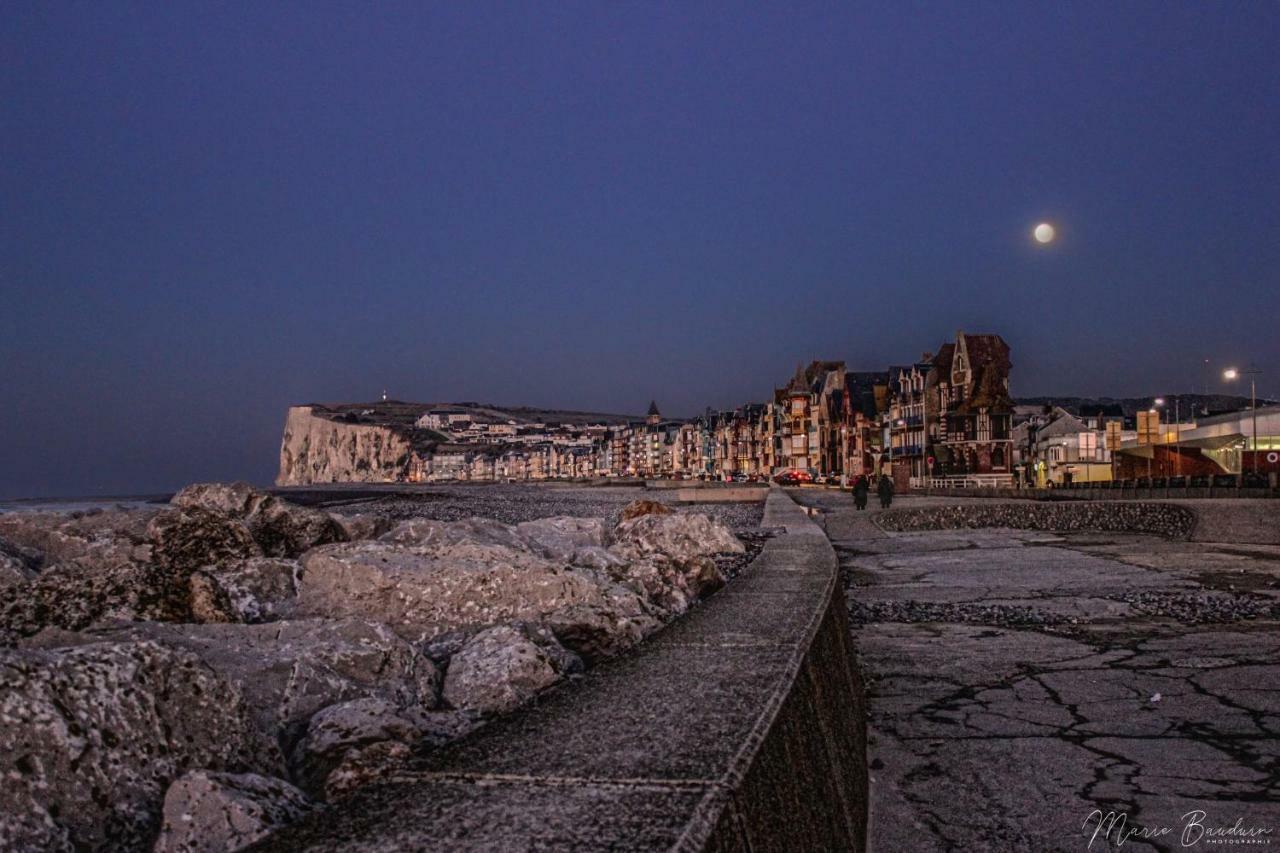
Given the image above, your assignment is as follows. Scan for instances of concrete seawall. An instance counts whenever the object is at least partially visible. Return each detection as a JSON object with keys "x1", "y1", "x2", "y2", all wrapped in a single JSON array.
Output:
[
  {"x1": 251, "y1": 489, "x2": 867, "y2": 851},
  {"x1": 877, "y1": 498, "x2": 1279, "y2": 545}
]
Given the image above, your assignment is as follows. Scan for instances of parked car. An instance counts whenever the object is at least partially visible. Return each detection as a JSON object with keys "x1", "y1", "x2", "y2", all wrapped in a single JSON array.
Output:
[{"x1": 773, "y1": 469, "x2": 813, "y2": 485}]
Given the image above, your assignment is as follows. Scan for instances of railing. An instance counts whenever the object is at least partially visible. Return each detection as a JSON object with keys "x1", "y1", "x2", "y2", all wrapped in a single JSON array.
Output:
[{"x1": 921, "y1": 474, "x2": 1015, "y2": 489}]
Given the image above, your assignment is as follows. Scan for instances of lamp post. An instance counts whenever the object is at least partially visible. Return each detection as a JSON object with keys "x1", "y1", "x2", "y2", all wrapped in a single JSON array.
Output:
[
  {"x1": 1153, "y1": 396, "x2": 1182, "y2": 476},
  {"x1": 1224, "y1": 367, "x2": 1262, "y2": 475}
]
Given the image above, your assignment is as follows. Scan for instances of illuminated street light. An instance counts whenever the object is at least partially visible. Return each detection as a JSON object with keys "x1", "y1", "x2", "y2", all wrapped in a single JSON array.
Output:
[
  {"x1": 1223, "y1": 366, "x2": 1262, "y2": 475},
  {"x1": 1153, "y1": 396, "x2": 1183, "y2": 476}
]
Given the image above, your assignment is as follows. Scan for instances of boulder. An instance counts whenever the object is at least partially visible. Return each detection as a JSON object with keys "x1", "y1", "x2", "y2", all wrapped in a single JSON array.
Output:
[
  {"x1": 441, "y1": 624, "x2": 564, "y2": 715},
  {"x1": 0, "y1": 550, "x2": 36, "y2": 589},
  {"x1": 0, "y1": 534, "x2": 42, "y2": 578},
  {"x1": 0, "y1": 550, "x2": 159, "y2": 640},
  {"x1": 33, "y1": 619, "x2": 440, "y2": 743},
  {"x1": 0, "y1": 507, "x2": 155, "y2": 566},
  {"x1": 0, "y1": 640, "x2": 269, "y2": 852},
  {"x1": 153, "y1": 770, "x2": 315, "y2": 853},
  {"x1": 172, "y1": 482, "x2": 346, "y2": 558},
  {"x1": 613, "y1": 511, "x2": 745, "y2": 562},
  {"x1": 171, "y1": 482, "x2": 269, "y2": 517},
  {"x1": 619, "y1": 499, "x2": 673, "y2": 522},
  {"x1": 289, "y1": 698, "x2": 480, "y2": 799},
  {"x1": 147, "y1": 508, "x2": 262, "y2": 620},
  {"x1": 288, "y1": 697, "x2": 424, "y2": 796},
  {"x1": 246, "y1": 499, "x2": 347, "y2": 559},
  {"x1": 328, "y1": 512, "x2": 393, "y2": 542},
  {"x1": 188, "y1": 558, "x2": 301, "y2": 624},
  {"x1": 378, "y1": 516, "x2": 531, "y2": 552},
  {"x1": 297, "y1": 540, "x2": 660, "y2": 658},
  {"x1": 514, "y1": 516, "x2": 607, "y2": 561},
  {"x1": 320, "y1": 740, "x2": 412, "y2": 802},
  {"x1": 567, "y1": 544, "x2": 628, "y2": 572},
  {"x1": 614, "y1": 552, "x2": 726, "y2": 614}
]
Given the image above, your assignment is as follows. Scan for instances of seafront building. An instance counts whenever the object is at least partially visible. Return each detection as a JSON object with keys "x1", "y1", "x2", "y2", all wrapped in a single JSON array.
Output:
[
  {"x1": 297, "y1": 330, "x2": 1276, "y2": 489},
  {"x1": 390, "y1": 331, "x2": 1019, "y2": 487}
]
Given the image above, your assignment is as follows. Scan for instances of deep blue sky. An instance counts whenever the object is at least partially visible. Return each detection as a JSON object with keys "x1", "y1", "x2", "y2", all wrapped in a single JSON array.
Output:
[{"x1": 3, "y1": 2, "x2": 1278, "y2": 498}]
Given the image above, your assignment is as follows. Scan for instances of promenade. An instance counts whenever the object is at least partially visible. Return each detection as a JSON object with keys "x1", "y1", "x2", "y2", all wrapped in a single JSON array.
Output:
[{"x1": 792, "y1": 491, "x2": 1280, "y2": 852}]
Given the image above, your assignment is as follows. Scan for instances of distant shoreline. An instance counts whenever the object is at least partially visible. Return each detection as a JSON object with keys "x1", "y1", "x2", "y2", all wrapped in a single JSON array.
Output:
[{"x1": 0, "y1": 494, "x2": 172, "y2": 512}]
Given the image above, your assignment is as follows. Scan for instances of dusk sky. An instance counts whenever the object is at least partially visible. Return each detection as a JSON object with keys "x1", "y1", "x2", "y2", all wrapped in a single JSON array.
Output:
[{"x1": 3, "y1": 3, "x2": 1278, "y2": 498}]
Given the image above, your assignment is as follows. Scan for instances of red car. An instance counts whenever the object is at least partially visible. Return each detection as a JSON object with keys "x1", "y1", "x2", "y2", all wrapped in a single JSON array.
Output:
[{"x1": 773, "y1": 469, "x2": 812, "y2": 485}]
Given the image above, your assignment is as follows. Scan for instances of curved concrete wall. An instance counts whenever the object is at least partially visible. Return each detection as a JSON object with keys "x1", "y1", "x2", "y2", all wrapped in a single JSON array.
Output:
[
  {"x1": 251, "y1": 490, "x2": 867, "y2": 852},
  {"x1": 876, "y1": 501, "x2": 1198, "y2": 538},
  {"x1": 878, "y1": 499, "x2": 1279, "y2": 544}
]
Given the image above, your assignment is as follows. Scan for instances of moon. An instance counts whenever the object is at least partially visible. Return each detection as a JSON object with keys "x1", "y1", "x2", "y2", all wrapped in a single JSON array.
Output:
[{"x1": 1033, "y1": 222, "x2": 1056, "y2": 243}]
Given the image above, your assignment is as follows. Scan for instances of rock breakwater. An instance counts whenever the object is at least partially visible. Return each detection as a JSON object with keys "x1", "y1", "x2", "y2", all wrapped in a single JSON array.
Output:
[{"x1": 0, "y1": 484, "x2": 749, "y2": 851}]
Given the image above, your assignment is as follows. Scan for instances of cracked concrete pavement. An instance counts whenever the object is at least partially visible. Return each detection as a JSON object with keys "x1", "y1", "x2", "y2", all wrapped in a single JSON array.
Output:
[{"x1": 789, "y1": 490, "x2": 1280, "y2": 853}]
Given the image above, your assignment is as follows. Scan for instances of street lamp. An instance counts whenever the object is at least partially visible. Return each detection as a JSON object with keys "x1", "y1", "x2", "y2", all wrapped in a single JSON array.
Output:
[
  {"x1": 1153, "y1": 396, "x2": 1182, "y2": 476},
  {"x1": 1224, "y1": 366, "x2": 1262, "y2": 475}
]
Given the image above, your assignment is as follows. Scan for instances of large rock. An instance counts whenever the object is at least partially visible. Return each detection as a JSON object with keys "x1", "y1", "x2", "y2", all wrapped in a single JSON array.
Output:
[
  {"x1": 0, "y1": 507, "x2": 155, "y2": 566},
  {"x1": 613, "y1": 511, "x2": 745, "y2": 562},
  {"x1": 32, "y1": 619, "x2": 440, "y2": 743},
  {"x1": 287, "y1": 697, "x2": 475, "y2": 798},
  {"x1": 297, "y1": 540, "x2": 660, "y2": 659},
  {"x1": 0, "y1": 640, "x2": 269, "y2": 852},
  {"x1": 379, "y1": 516, "x2": 532, "y2": 552},
  {"x1": 1, "y1": 533, "x2": 42, "y2": 574},
  {"x1": 619, "y1": 499, "x2": 673, "y2": 522},
  {"x1": 328, "y1": 512, "x2": 393, "y2": 542},
  {"x1": 441, "y1": 624, "x2": 566, "y2": 715},
  {"x1": 188, "y1": 557, "x2": 301, "y2": 624},
  {"x1": 153, "y1": 770, "x2": 315, "y2": 853},
  {"x1": 172, "y1": 482, "x2": 346, "y2": 558},
  {"x1": 606, "y1": 513, "x2": 740, "y2": 615},
  {"x1": 0, "y1": 508, "x2": 213, "y2": 640},
  {"x1": 0, "y1": 549, "x2": 160, "y2": 641},
  {"x1": 383, "y1": 516, "x2": 607, "y2": 563},
  {"x1": 147, "y1": 508, "x2": 262, "y2": 620},
  {"x1": 0, "y1": 539, "x2": 38, "y2": 588},
  {"x1": 514, "y1": 516, "x2": 608, "y2": 561}
]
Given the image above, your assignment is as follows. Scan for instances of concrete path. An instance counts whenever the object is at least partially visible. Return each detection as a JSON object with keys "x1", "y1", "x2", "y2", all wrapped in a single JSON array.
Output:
[{"x1": 790, "y1": 491, "x2": 1280, "y2": 853}]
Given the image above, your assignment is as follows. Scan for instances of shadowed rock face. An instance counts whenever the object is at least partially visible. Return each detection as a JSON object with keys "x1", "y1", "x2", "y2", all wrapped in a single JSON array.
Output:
[
  {"x1": 188, "y1": 557, "x2": 301, "y2": 624},
  {"x1": 296, "y1": 539, "x2": 663, "y2": 659},
  {"x1": 0, "y1": 537, "x2": 41, "y2": 587},
  {"x1": 35, "y1": 619, "x2": 441, "y2": 743},
  {"x1": 0, "y1": 640, "x2": 271, "y2": 852},
  {"x1": 0, "y1": 508, "x2": 156, "y2": 566},
  {"x1": 442, "y1": 624, "x2": 566, "y2": 714},
  {"x1": 153, "y1": 770, "x2": 316, "y2": 853},
  {"x1": 172, "y1": 482, "x2": 347, "y2": 558},
  {"x1": 619, "y1": 499, "x2": 673, "y2": 522}
]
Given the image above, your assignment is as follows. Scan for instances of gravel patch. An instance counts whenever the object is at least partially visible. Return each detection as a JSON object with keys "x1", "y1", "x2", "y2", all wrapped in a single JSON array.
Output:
[{"x1": 1105, "y1": 590, "x2": 1280, "y2": 623}]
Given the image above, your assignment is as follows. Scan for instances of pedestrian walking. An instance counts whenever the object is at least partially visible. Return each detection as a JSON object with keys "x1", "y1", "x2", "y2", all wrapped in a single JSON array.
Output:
[
  {"x1": 853, "y1": 474, "x2": 869, "y2": 510},
  {"x1": 877, "y1": 474, "x2": 894, "y2": 509}
]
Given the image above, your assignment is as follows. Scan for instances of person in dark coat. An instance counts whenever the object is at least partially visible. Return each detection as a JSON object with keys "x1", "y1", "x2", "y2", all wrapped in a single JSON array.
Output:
[
  {"x1": 852, "y1": 474, "x2": 869, "y2": 510},
  {"x1": 877, "y1": 474, "x2": 894, "y2": 509}
]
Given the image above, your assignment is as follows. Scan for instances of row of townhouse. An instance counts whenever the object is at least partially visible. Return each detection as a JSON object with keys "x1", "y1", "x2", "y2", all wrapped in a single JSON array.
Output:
[{"x1": 403, "y1": 331, "x2": 1016, "y2": 488}]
